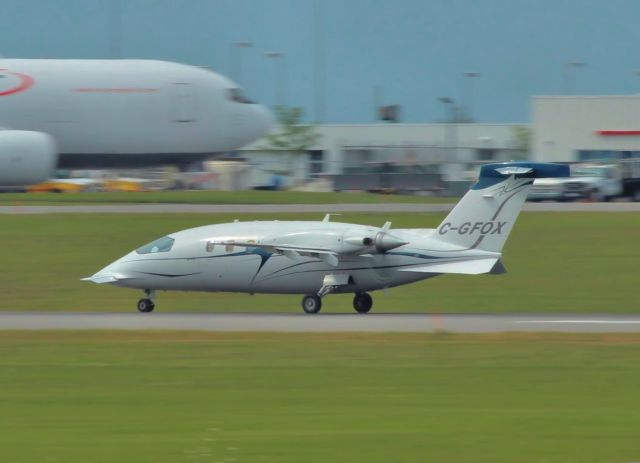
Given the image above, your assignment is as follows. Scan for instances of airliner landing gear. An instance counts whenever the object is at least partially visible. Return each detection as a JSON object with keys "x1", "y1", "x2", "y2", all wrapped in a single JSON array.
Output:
[
  {"x1": 137, "y1": 289, "x2": 156, "y2": 313},
  {"x1": 353, "y1": 292, "x2": 373, "y2": 314},
  {"x1": 302, "y1": 294, "x2": 322, "y2": 314}
]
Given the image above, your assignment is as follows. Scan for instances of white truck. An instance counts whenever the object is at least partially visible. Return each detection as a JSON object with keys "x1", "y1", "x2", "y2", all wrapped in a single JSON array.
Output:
[{"x1": 528, "y1": 162, "x2": 640, "y2": 202}]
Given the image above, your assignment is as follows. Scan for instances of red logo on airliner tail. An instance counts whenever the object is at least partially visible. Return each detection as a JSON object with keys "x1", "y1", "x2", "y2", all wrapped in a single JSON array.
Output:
[{"x1": 0, "y1": 69, "x2": 34, "y2": 96}]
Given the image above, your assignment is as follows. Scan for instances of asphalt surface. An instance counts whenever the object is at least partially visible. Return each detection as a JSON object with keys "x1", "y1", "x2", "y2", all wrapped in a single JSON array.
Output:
[
  {"x1": 1, "y1": 202, "x2": 640, "y2": 214},
  {"x1": 3, "y1": 312, "x2": 640, "y2": 332}
]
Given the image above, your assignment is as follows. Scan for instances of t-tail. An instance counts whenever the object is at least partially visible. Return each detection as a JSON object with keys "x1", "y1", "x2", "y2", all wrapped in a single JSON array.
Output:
[{"x1": 435, "y1": 162, "x2": 569, "y2": 253}]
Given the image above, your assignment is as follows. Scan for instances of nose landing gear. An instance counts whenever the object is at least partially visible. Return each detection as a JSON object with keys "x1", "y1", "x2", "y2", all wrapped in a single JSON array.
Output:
[
  {"x1": 137, "y1": 289, "x2": 156, "y2": 313},
  {"x1": 301, "y1": 294, "x2": 322, "y2": 314}
]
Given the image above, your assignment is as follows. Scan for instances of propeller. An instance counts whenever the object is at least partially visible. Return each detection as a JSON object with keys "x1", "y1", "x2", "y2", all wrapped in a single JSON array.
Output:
[{"x1": 343, "y1": 221, "x2": 407, "y2": 253}]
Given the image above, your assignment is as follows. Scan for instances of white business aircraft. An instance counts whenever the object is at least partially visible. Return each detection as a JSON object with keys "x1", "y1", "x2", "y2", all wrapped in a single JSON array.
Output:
[
  {"x1": 84, "y1": 162, "x2": 569, "y2": 313},
  {"x1": 0, "y1": 59, "x2": 272, "y2": 185}
]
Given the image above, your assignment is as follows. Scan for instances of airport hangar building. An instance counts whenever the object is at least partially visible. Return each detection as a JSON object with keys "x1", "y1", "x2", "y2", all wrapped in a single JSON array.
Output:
[
  {"x1": 239, "y1": 95, "x2": 640, "y2": 187},
  {"x1": 240, "y1": 123, "x2": 526, "y2": 188},
  {"x1": 532, "y1": 95, "x2": 640, "y2": 163}
]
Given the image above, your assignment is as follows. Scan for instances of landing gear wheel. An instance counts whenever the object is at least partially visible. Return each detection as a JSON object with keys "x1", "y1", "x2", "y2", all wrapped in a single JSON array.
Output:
[
  {"x1": 353, "y1": 292, "x2": 373, "y2": 314},
  {"x1": 137, "y1": 298, "x2": 155, "y2": 313},
  {"x1": 302, "y1": 295, "x2": 322, "y2": 314}
]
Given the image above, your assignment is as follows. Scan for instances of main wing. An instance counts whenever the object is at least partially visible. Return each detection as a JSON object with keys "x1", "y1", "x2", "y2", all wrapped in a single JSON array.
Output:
[
  {"x1": 213, "y1": 240, "x2": 340, "y2": 266},
  {"x1": 399, "y1": 257, "x2": 507, "y2": 275},
  {"x1": 212, "y1": 222, "x2": 407, "y2": 268}
]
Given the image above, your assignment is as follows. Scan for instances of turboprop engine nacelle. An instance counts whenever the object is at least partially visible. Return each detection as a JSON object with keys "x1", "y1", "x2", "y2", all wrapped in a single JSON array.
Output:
[{"x1": 343, "y1": 229, "x2": 408, "y2": 253}]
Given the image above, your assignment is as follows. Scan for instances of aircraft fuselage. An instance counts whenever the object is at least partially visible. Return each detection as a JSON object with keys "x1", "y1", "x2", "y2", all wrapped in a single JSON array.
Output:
[
  {"x1": 0, "y1": 59, "x2": 271, "y2": 168},
  {"x1": 94, "y1": 221, "x2": 497, "y2": 295}
]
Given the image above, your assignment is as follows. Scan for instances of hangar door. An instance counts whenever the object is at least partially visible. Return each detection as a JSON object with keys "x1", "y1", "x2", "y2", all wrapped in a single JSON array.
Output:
[{"x1": 170, "y1": 83, "x2": 197, "y2": 122}]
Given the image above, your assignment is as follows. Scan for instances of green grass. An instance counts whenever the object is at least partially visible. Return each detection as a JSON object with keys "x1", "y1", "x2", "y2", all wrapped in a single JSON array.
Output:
[
  {"x1": 0, "y1": 211, "x2": 638, "y2": 312},
  {"x1": 2, "y1": 331, "x2": 640, "y2": 463},
  {"x1": 0, "y1": 190, "x2": 450, "y2": 205}
]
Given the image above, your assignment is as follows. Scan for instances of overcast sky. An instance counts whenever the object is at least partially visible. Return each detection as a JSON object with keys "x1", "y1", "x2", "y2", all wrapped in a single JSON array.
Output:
[{"x1": 1, "y1": 0, "x2": 639, "y2": 123}]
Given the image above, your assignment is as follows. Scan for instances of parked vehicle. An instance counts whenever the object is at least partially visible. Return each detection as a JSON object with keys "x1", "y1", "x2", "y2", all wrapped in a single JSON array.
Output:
[
  {"x1": 619, "y1": 160, "x2": 640, "y2": 201},
  {"x1": 528, "y1": 162, "x2": 640, "y2": 201}
]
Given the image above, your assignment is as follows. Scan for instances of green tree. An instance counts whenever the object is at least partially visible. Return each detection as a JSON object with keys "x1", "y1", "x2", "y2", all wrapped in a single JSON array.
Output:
[
  {"x1": 512, "y1": 125, "x2": 532, "y2": 160},
  {"x1": 262, "y1": 106, "x2": 321, "y2": 153},
  {"x1": 260, "y1": 106, "x2": 321, "y2": 179}
]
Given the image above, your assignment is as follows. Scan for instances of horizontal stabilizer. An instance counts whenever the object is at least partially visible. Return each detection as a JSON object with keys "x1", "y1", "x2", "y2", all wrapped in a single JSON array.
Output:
[
  {"x1": 495, "y1": 166, "x2": 533, "y2": 175},
  {"x1": 479, "y1": 162, "x2": 570, "y2": 181},
  {"x1": 399, "y1": 258, "x2": 500, "y2": 275}
]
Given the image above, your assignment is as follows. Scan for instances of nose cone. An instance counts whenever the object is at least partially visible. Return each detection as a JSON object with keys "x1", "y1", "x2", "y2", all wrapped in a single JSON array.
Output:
[{"x1": 247, "y1": 104, "x2": 276, "y2": 143}]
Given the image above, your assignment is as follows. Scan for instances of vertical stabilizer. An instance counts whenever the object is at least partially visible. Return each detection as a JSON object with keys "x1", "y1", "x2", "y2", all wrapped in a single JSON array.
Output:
[{"x1": 434, "y1": 162, "x2": 569, "y2": 252}]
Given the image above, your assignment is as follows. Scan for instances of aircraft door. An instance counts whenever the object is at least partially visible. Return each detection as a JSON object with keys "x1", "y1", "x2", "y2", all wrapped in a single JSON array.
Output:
[{"x1": 170, "y1": 83, "x2": 197, "y2": 122}]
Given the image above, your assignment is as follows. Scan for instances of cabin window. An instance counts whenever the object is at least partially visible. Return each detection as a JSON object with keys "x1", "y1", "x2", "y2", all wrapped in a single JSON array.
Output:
[
  {"x1": 206, "y1": 241, "x2": 216, "y2": 252},
  {"x1": 136, "y1": 236, "x2": 175, "y2": 254}
]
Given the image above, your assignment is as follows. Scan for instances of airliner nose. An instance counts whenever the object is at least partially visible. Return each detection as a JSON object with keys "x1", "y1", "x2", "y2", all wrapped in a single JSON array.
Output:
[{"x1": 251, "y1": 104, "x2": 276, "y2": 139}]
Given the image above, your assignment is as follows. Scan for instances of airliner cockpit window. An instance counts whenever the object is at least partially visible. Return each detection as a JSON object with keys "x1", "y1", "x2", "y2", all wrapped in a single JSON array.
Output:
[
  {"x1": 227, "y1": 88, "x2": 254, "y2": 104},
  {"x1": 136, "y1": 236, "x2": 175, "y2": 254}
]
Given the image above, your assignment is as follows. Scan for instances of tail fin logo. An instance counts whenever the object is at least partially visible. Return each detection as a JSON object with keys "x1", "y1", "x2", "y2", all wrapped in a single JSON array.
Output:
[{"x1": 439, "y1": 221, "x2": 506, "y2": 236}]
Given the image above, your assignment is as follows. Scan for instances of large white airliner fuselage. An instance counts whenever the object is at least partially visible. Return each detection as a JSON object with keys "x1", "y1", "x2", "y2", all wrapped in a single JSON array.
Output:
[{"x1": 0, "y1": 59, "x2": 272, "y2": 183}]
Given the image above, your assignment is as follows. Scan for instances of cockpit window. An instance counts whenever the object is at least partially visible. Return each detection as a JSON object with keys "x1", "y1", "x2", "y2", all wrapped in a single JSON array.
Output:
[
  {"x1": 136, "y1": 236, "x2": 175, "y2": 254},
  {"x1": 227, "y1": 88, "x2": 254, "y2": 104}
]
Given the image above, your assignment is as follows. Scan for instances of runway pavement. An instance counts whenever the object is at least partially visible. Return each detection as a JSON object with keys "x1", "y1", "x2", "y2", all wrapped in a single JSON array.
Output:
[
  {"x1": 1, "y1": 202, "x2": 640, "y2": 214},
  {"x1": 2, "y1": 312, "x2": 640, "y2": 332}
]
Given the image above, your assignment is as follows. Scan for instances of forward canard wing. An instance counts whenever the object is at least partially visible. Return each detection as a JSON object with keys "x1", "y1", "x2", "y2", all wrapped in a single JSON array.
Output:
[{"x1": 81, "y1": 273, "x2": 135, "y2": 284}]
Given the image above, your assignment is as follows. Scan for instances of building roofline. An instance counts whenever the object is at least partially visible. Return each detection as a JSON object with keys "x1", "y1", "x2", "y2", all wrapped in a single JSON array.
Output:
[
  {"x1": 313, "y1": 122, "x2": 526, "y2": 128},
  {"x1": 534, "y1": 94, "x2": 640, "y2": 100}
]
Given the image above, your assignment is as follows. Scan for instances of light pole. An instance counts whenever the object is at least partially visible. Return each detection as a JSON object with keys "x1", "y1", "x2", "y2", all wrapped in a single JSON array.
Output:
[
  {"x1": 264, "y1": 51, "x2": 287, "y2": 108},
  {"x1": 463, "y1": 71, "x2": 480, "y2": 122},
  {"x1": 373, "y1": 85, "x2": 385, "y2": 121},
  {"x1": 439, "y1": 97, "x2": 458, "y2": 162},
  {"x1": 229, "y1": 41, "x2": 253, "y2": 86},
  {"x1": 438, "y1": 97, "x2": 455, "y2": 122},
  {"x1": 563, "y1": 60, "x2": 585, "y2": 94},
  {"x1": 313, "y1": 0, "x2": 326, "y2": 123}
]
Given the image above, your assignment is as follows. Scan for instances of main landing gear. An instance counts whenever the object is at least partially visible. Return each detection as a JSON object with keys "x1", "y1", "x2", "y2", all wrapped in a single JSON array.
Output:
[
  {"x1": 137, "y1": 289, "x2": 156, "y2": 313},
  {"x1": 353, "y1": 292, "x2": 373, "y2": 314},
  {"x1": 300, "y1": 292, "x2": 374, "y2": 314}
]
